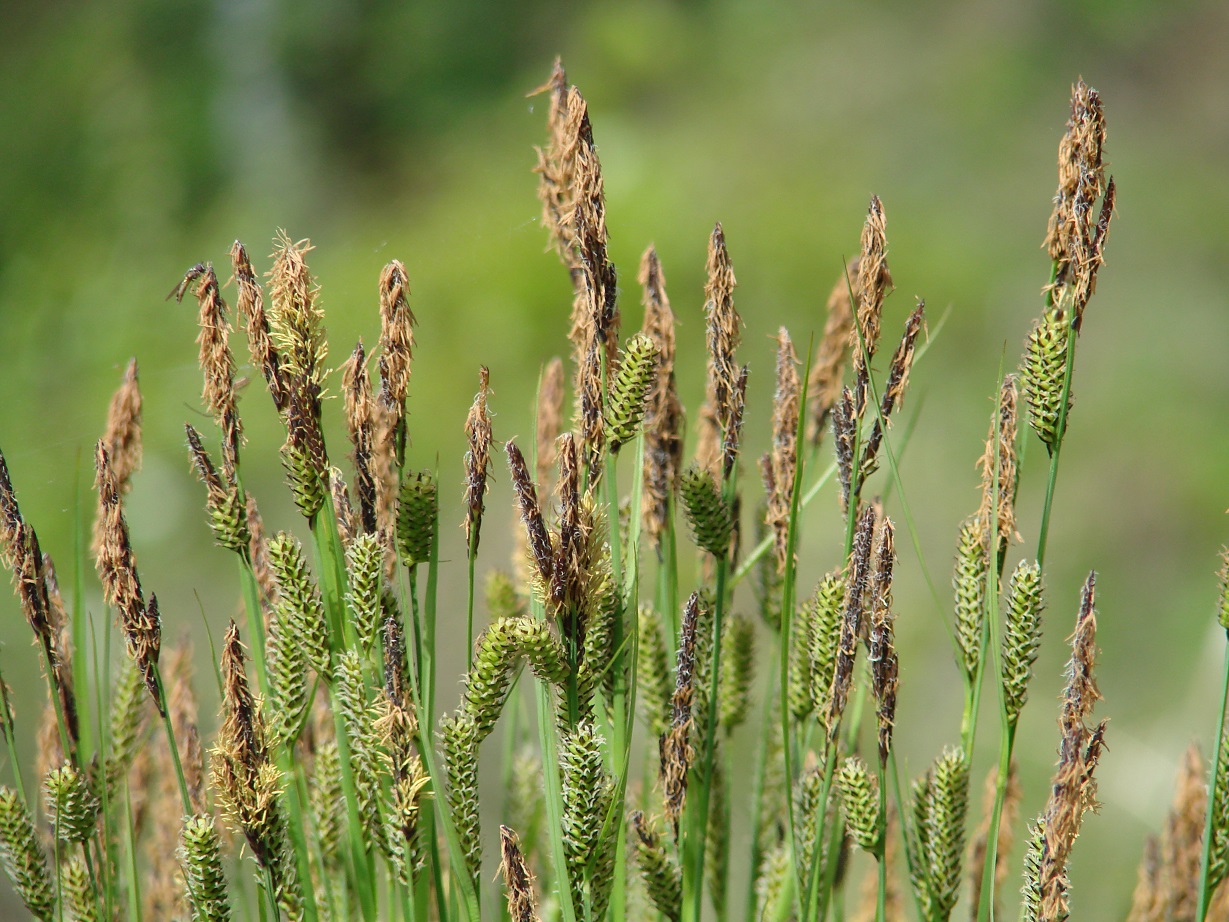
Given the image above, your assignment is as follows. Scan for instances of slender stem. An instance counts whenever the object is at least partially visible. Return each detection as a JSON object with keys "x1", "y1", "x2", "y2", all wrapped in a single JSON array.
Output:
[
  {"x1": 1035, "y1": 309, "x2": 1079, "y2": 572},
  {"x1": 1197, "y1": 638, "x2": 1229, "y2": 922}
]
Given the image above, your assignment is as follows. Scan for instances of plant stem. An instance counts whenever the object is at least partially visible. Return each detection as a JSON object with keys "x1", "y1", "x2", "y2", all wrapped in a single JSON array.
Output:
[{"x1": 1196, "y1": 637, "x2": 1229, "y2": 922}]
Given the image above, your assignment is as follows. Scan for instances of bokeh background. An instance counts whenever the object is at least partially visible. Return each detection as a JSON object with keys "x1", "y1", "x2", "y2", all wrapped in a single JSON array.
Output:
[{"x1": 2, "y1": 0, "x2": 1228, "y2": 917}]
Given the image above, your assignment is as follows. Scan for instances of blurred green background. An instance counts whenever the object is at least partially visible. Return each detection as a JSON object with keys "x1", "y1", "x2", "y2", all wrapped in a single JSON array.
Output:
[{"x1": 2, "y1": 0, "x2": 1228, "y2": 917}]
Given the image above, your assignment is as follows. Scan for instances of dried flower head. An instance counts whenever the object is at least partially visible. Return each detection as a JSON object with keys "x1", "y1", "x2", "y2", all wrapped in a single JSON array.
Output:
[
  {"x1": 530, "y1": 57, "x2": 576, "y2": 270},
  {"x1": 464, "y1": 366, "x2": 493, "y2": 555},
  {"x1": 378, "y1": 260, "x2": 415, "y2": 443},
  {"x1": 763, "y1": 328, "x2": 800, "y2": 573},
  {"x1": 535, "y1": 357, "x2": 565, "y2": 491},
  {"x1": 231, "y1": 239, "x2": 287, "y2": 412},
  {"x1": 269, "y1": 231, "x2": 327, "y2": 391},
  {"x1": 341, "y1": 340, "x2": 378, "y2": 535},
  {"x1": 977, "y1": 375, "x2": 1020, "y2": 552},
  {"x1": 500, "y1": 825, "x2": 542, "y2": 922},
  {"x1": 807, "y1": 260, "x2": 857, "y2": 446},
  {"x1": 702, "y1": 223, "x2": 744, "y2": 479}
]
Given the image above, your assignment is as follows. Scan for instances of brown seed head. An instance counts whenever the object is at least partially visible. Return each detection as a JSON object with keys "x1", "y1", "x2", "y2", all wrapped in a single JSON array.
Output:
[
  {"x1": 377, "y1": 259, "x2": 415, "y2": 424},
  {"x1": 341, "y1": 340, "x2": 378, "y2": 534},
  {"x1": 500, "y1": 825, "x2": 542, "y2": 922},
  {"x1": 662, "y1": 592, "x2": 702, "y2": 833},
  {"x1": 826, "y1": 504, "x2": 877, "y2": 739},
  {"x1": 703, "y1": 223, "x2": 743, "y2": 479},
  {"x1": 269, "y1": 231, "x2": 327, "y2": 397},
  {"x1": 868, "y1": 517, "x2": 898, "y2": 764},
  {"x1": 808, "y1": 260, "x2": 857, "y2": 446},
  {"x1": 464, "y1": 367, "x2": 494, "y2": 556},
  {"x1": 183, "y1": 263, "x2": 241, "y2": 475},
  {"x1": 231, "y1": 239, "x2": 288, "y2": 412},
  {"x1": 857, "y1": 300, "x2": 925, "y2": 492},
  {"x1": 851, "y1": 196, "x2": 893, "y2": 403},
  {"x1": 530, "y1": 57, "x2": 577, "y2": 270},
  {"x1": 977, "y1": 375, "x2": 1020, "y2": 553},
  {"x1": 765, "y1": 328, "x2": 801, "y2": 573},
  {"x1": 506, "y1": 441, "x2": 555, "y2": 591}
]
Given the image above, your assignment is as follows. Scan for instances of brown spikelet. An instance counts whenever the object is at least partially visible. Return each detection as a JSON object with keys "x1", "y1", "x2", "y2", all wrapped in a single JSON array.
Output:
[
  {"x1": 976, "y1": 376, "x2": 1020, "y2": 553},
  {"x1": 1036, "y1": 571, "x2": 1106, "y2": 922},
  {"x1": 530, "y1": 57, "x2": 577, "y2": 270},
  {"x1": 833, "y1": 387, "x2": 857, "y2": 512},
  {"x1": 808, "y1": 260, "x2": 857, "y2": 446},
  {"x1": 269, "y1": 231, "x2": 327, "y2": 390},
  {"x1": 868, "y1": 517, "x2": 898, "y2": 765},
  {"x1": 703, "y1": 223, "x2": 743, "y2": 479},
  {"x1": 763, "y1": 328, "x2": 800, "y2": 573},
  {"x1": 506, "y1": 441, "x2": 554, "y2": 590},
  {"x1": 41, "y1": 555, "x2": 79, "y2": 749},
  {"x1": 95, "y1": 440, "x2": 162, "y2": 710},
  {"x1": 851, "y1": 197, "x2": 893, "y2": 416},
  {"x1": 464, "y1": 367, "x2": 493, "y2": 556},
  {"x1": 826, "y1": 504, "x2": 876, "y2": 739},
  {"x1": 378, "y1": 260, "x2": 415, "y2": 462},
  {"x1": 175, "y1": 263, "x2": 241, "y2": 476},
  {"x1": 0, "y1": 451, "x2": 52, "y2": 644},
  {"x1": 535, "y1": 358, "x2": 565, "y2": 491},
  {"x1": 968, "y1": 762, "x2": 1021, "y2": 921},
  {"x1": 92, "y1": 359, "x2": 143, "y2": 560},
  {"x1": 500, "y1": 825, "x2": 542, "y2": 922},
  {"x1": 551, "y1": 433, "x2": 582, "y2": 615},
  {"x1": 859, "y1": 300, "x2": 925, "y2": 487},
  {"x1": 639, "y1": 247, "x2": 685, "y2": 553},
  {"x1": 342, "y1": 341, "x2": 378, "y2": 535},
  {"x1": 1126, "y1": 745, "x2": 1204, "y2": 922},
  {"x1": 661, "y1": 592, "x2": 701, "y2": 835},
  {"x1": 231, "y1": 239, "x2": 288, "y2": 412}
]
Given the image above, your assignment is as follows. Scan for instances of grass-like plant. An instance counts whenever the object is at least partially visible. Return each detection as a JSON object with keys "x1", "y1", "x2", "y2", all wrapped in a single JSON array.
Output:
[{"x1": 0, "y1": 58, "x2": 1225, "y2": 922}]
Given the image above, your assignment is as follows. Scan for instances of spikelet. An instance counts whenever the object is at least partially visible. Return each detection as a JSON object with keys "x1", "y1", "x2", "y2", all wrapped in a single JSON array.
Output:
[
  {"x1": 1036, "y1": 572, "x2": 1106, "y2": 922},
  {"x1": 1021, "y1": 819, "x2": 1046, "y2": 922},
  {"x1": 1002, "y1": 560, "x2": 1044, "y2": 727},
  {"x1": 701, "y1": 223, "x2": 745, "y2": 479},
  {"x1": 807, "y1": 262, "x2": 856, "y2": 446},
  {"x1": 462, "y1": 617, "x2": 568, "y2": 739},
  {"x1": 795, "y1": 756, "x2": 826, "y2": 880},
  {"x1": 231, "y1": 240, "x2": 287, "y2": 411},
  {"x1": 341, "y1": 340, "x2": 379, "y2": 534},
  {"x1": 561, "y1": 722, "x2": 618, "y2": 918},
  {"x1": 269, "y1": 232, "x2": 328, "y2": 392},
  {"x1": 953, "y1": 516, "x2": 989, "y2": 686},
  {"x1": 106, "y1": 657, "x2": 150, "y2": 792},
  {"x1": 530, "y1": 58, "x2": 576, "y2": 267},
  {"x1": 662, "y1": 593, "x2": 701, "y2": 833},
  {"x1": 837, "y1": 757, "x2": 881, "y2": 852},
  {"x1": 638, "y1": 606, "x2": 673, "y2": 737},
  {"x1": 309, "y1": 740, "x2": 344, "y2": 872},
  {"x1": 826, "y1": 505, "x2": 876, "y2": 738},
  {"x1": 858, "y1": 300, "x2": 924, "y2": 488},
  {"x1": 268, "y1": 532, "x2": 330, "y2": 679},
  {"x1": 679, "y1": 464, "x2": 732, "y2": 558},
  {"x1": 180, "y1": 814, "x2": 232, "y2": 922},
  {"x1": 464, "y1": 366, "x2": 493, "y2": 554},
  {"x1": 916, "y1": 747, "x2": 970, "y2": 921},
  {"x1": 95, "y1": 440, "x2": 162, "y2": 709},
  {"x1": 0, "y1": 787, "x2": 54, "y2": 921},
  {"x1": 868, "y1": 517, "x2": 899, "y2": 764},
  {"x1": 500, "y1": 825, "x2": 542, "y2": 922},
  {"x1": 631, "y1": 810, "x2": 681, "y2": 922},
  {"x1": 808, "y1": 570, "x2": 845, "y2": 713},
  {"x1": 755, "y1": 842, "x2": 794, "y2": 922},
  {"x1": 44, "y1": 763, "x2": 99, "y2": 843},
  {"x1": 92, "y1": 358, "x2": 143, "y2": 560},
  {"x1": 440, "y1": 711, "x2": 481, "y2": 878},
  {"x1": 345, "y1": 532, "x2": 384, "y2": 652},
  {"x1": 1218, "y1": 547, "x2": 1229, "y2": 634},
  {"x1": 832, "y1": 387, "x2": 857, "y2": 511},
  {"x1": 333, "y1": 650, "x2": 387, "y2": 854},
  {"x1": 1209, "y1": 731, "x2": 1229, "y2": 892},
  {"x1": 396, "y1": 470, "x2": 438, "y2": 569},
  {"x1": 976, "y1": 375, "x2": 1020, "y2": 551},
  {"x1": 506, "y1": 440, "x2": 555, "y2": 590},
  {"x1": 1021, "y1": 307, "x2": 1073, "y2": 453},
  {"x1": 185, "y1": 423, "x2": 250, "y2": 555},
  {"x1": 605, "y1": 333, "x2": 659, "y2": 453},
  {"x1": 718, "y1": 613, "x2": 755, "y2": 731},
  {"x1": 62, "y1": 854, "x2": 98, "y2": 922},
  {"x1": 788, "y1": 592, "x2": 818, "y2": 722},
  {"x1": 764, "y1": 328, "x2": 801, "y2": 573},
  {"x1": 639, "y1": 246, "x2": 685, "y2": 554},
  {"x1": 851, "y1": 196, "x2": 893, "y2": 414},
  {"x1": 535, "y1": 357, "x2": 565, "y2": 491}
]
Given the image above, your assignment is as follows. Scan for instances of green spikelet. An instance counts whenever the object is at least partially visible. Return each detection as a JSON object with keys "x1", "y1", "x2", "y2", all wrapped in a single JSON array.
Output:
[
  {"x1": 282, "y1": 438, "x2": 326, "y2": 522},
  {"x1": 396, "y1": 470, "x2": 438, "y2": 568},
  {"x1": 63, "y1": 854, "x2": 98, "y2": 922},
  {"x1": 1002, "y1": 560, "x2": 1044, "y2": 727},
  {"x1": 266, "y1": 604, "x2": 309, "y2": 747},
  {"x1": 953, "y1": 517, "x2": 988, "y2": 685},
  {"x1": 560, "y1": 722, "x2": 618, "y2": 918},
  {"x1": 837, "y1": 757, "x2": 880, "y2": 852},
  {"x1": 440, "y1": 711, "x2": 481, "y2": 878},
  {"x1": 385, "y1": 758, "x2": 430, "y2": 885},
  {"x1": 486, "y1": 569, "x2": 527, "y2": 621},
  {"x1": 788, "y1": 595, "x2": 817, "y2": 722},
  {"x1": 808, "y1": 571, "x2": 845, "y2": 710},
  {"x1": 679, "y1": 464, "x2": 732, "y2": 557},
  {"x1": 719, "y1": 613, "x2": 755, "y2": 731},
  {"x1": 907, "y1": 773, "x2": 936, "y2": 922},
  {"x1": 311, "y1": 740, "x2": 344, "y2": 871},
  {"x1": 1218, "y1": 548, "x2": 1229, "y2": 632},
  {"x1": 1021, "y1": 307, "x2": 1072, "y2": 451},
  {"x1": 924, "y1": 748, "x2": 970, "y2": 920},
  {"x1": 106, "y1": 657, "x2": 149, "y2": 791},
  {"x1": 268, "y1": 531, "x2": 330, "y2": 677},
  {"x1": 630, "y1": 811, "x2": 681, "y2": 922},
  {"x1": 638, "y1": 606, "x2": 673, "y2": 737},
  {"x1": 345, "y1": 532, "x2": 384, "y2": 652},
  {"x1": 45, "y1": 764, "x2": 100, "y2": 843},
  {"x1": 0, "y1": 787, "x2": 54, "y2": 921},
  {"x1": 211, "y1": 484, "x2": 250, "y2": 555},
  {"x1": 754, "y1": 843, "x2": 794, "y2": 922},
  {"x1": 794, "y1": 760, "x2": 825, "y2": 881},
  {"x1": 334, "y1": 651, "x2": 386, "y2": 854},
  {"x1": 464, "y1": 617, "x2": 567, "y2": 739},
  {"x1": 180, "y1": 814, "x2": 232, "y2": 922},
  {"x1": 606, "y1": 333, "x2": 659, "y2": 453},
  {"x1": 1209, "y1": 733, "x2": 1229, "y2": 891},
  {"x1": 1021, "y1": 819, "x2": 1045, "y2": 922}
]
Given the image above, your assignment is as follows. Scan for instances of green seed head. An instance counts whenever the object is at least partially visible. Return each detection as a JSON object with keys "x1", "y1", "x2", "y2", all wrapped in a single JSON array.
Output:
[
  {"x1": 1003, "y1": 560, "x2": 1044, "y2": 726},
  {"x1": 606, "y1": 333, "x2": 659, "y2": 453},
  {"x1": 396, "y1": 470, "x2": 438, "y2": 568},
  {"x1": 680, "y1": 464, "x2": 732, "y2": 558}
]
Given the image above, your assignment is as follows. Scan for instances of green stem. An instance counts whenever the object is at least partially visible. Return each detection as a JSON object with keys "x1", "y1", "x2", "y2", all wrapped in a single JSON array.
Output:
[
  {"x1": 743, "y1": 655, "x2": 781, "y2": 922},
  {"x1": 1197, "y1": 638, "x2": 1229, "y2": 922},
  {"x1": 1035, "y1": 309, "x2": 1079, "y2": 572}
]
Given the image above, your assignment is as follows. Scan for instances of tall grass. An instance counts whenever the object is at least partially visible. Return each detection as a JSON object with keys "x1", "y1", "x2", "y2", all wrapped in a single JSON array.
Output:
[{"x1": 0, "y1": 60, "x2": 1224, "y2": 922}]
